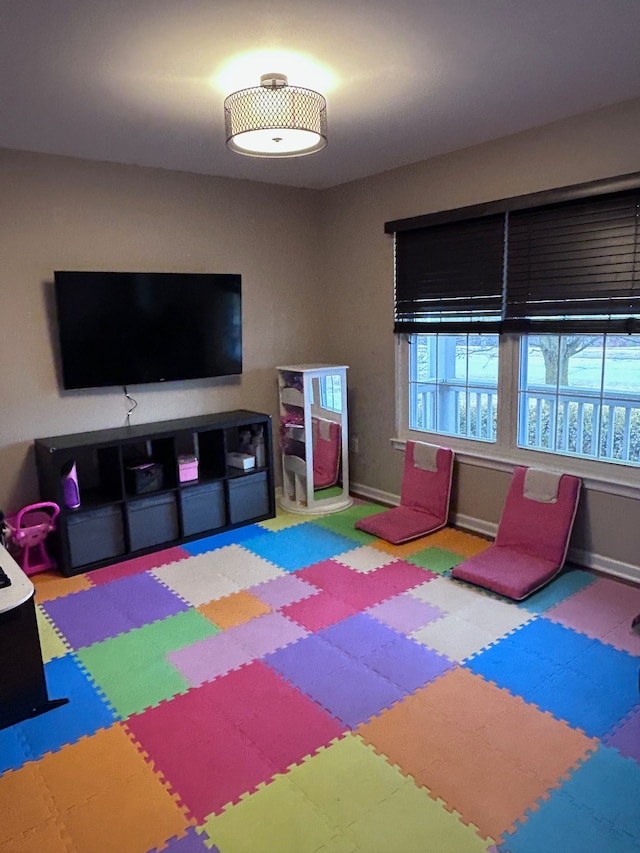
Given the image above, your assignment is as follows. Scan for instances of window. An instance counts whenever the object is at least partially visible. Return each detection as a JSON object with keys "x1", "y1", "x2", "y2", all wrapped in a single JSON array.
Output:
[
  {"x1": 390, "y1": 171, "x2": 640, "y2": 479},
  {"x1": 319, "y1": 373, "x2": 343, "y2": 413},
  {"x1": 409, "y1": 333, "x2": 498, "y2": 442},
  {"x1": 519, "y1": 334, "x2": 640, "y2": 465}
]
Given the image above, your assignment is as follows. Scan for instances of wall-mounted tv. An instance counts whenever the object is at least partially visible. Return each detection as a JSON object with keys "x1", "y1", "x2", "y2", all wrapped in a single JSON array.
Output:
[{"x1": 54, "y1": 271, "x2": 242, "y2": 390}]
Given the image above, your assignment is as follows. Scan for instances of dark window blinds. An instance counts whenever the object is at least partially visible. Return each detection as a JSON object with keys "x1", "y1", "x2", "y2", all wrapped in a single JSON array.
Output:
[
  {"x1": 390, "y1": 176, "x2": 640, "y2": 334},
  {"x1": 394, "y1": 214, "x2": 505, "y2": 333},
  {"x1": 507, "y1": 189, "x2": 640, "y2": 332}
]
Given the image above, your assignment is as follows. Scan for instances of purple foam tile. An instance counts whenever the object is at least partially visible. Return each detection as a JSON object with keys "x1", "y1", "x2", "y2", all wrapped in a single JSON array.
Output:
[
  {"x1": 300, "y1": 657, "x2": 405, "y2": 729},
  {"x1": 155, "y1": 827, "x2": 215, "y2": 852},
  {"x1": 604, "y1": 707, "x2": 640, "y2": 763},
  {"x1": 168, "y1": 633, "x2": 253, "y2": 687},
  {"x1": 361, "y1": 635, "x2": 453, "y2": 692},
  {"x1": 320, "y1": 612, "x2": 402, "y2": 660},
  {"x1": 42, "y1": 572, "x2": 187, "y2": 648},
  {"x1": 249, "y1": 574, "x2": 317, "y2": 609},
  {"x1": 227, "y1": 611, "x2": 309, "y2": 658},
  {"x1": 602, "y1": 622, "x2": 640, "y2": 655},
  {"x1": 266, "y1": 633, "x2": 354, "y2": 688},
  {"x1": 367, "y1": 593, "x2": 445, "y2": 634}
]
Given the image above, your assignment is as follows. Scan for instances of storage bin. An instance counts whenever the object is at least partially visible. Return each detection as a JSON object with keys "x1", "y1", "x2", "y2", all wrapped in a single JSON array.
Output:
[
  {"x1": 127, "y1": 494, "x2": 179, "y2": 551},
  {"x1": 125, "y1": 461, "x2": 163, "y2": 495},
  {"x1": 66, "y1": 506, "x2": 125, "y2": 568},
  {"x1": 180, "y1": 482, "x2": 225, "y2": 536},
  {"x1": 178, "y1": 454, "x2": 199, "y2": 483},
  {"x1": 228, "y1": 471, "x2": 270, "y2": 525}
]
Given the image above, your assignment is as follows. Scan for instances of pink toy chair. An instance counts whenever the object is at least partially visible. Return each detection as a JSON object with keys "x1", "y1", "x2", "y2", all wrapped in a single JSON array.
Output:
[
  {"x1": 451, "y1": 466, "x2": 581, "y2": 600},
  {"x1": 355, "y1": 441, "x2": 454, "y2": 544},
  {"x1": 5, "y1": 502, "x2": 60, "y2": 576}
]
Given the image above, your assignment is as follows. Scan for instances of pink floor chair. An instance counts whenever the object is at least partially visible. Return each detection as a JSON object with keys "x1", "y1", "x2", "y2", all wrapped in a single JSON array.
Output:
[
  {"x1": 451, "y1": 466, "x2": 581, "y2": 600},
  {"x1": 355, "y1": 441, "x2": 454, "y2": 544}
]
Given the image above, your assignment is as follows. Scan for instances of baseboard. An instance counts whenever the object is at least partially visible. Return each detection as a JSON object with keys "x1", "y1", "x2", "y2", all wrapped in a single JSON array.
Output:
[{"x1": 352, "y1": 488, "x2": 640, "y2": 585}]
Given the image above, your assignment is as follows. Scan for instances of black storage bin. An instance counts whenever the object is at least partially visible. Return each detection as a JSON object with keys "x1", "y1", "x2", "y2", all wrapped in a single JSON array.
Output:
[
  {"x1": 67, "y1": 506, "x2": 125, "y2": 568},
  {"x1": 127, "y1": 493, "x2": 179, "y2": 551},
  {"x1": 125, "y1": 461, "x2": 163, "y2": 495},
  {"x1": 180, "y1": 482, "x2": 225, "y2": 537},
  {"x1": 228, "y1": 471, "x2": 269, "y2": 525}
]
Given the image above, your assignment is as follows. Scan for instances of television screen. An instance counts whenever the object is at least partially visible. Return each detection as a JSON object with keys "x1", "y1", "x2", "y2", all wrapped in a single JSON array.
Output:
[{"x1": 54, "y1": 271, "x2": 242, "y2": 390}]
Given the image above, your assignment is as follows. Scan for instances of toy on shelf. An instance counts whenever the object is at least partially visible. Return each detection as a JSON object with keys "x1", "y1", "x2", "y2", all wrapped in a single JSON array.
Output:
[{"x1": 4, "y1": 502, "x2": 61, "y2": 576}]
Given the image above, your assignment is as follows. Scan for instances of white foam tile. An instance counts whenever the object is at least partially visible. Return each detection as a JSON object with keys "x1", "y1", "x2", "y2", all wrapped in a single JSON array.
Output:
[
  {"x1": 215, "y1": 544, "x2": 286, "y2": 588},
  {"x1": 408, "y1": 576, "x2": 485, "y2": 613},
  {"x1": 411, "y1": 614, "x2": 497, "y2": 663},
  {"x1": 461, "y1": 596, "x2": 532, "y2": 636},
  {"x1": 334, "y1": 546, "x2": 396, "y2": 573},
  {"x1": 151, "y1": 553, "x2": 242, "y2": 606}
]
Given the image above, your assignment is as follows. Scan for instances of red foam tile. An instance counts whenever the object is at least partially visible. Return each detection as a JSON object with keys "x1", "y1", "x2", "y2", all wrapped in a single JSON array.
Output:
[
  {"x1": 282, "y1": 590, "x2": 358, "y2": 631},
  {"x1": 126, "y1": 685, "x2": 275, "y2": 822},
  {"x1": 205, "y1": 661, "x2": 345, "y2": 769},
  {"x1": 90, "y1": 547, "x2": 190, "y2": 585}
]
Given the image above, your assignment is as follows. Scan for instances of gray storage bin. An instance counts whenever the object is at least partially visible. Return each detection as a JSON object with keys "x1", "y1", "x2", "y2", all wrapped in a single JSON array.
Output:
[
  {"x1": 228, "y1": 471, "x2": 269, "y2": 525},
  {"x1": 67, "y1": 506, "x2": 125, "y2": 568},
  {"x1": 127, "y1": 493, "x2": 179, "y2": 551},
  {"x1": 180, "y1": 481, "x2": 225, "y2": 536}
]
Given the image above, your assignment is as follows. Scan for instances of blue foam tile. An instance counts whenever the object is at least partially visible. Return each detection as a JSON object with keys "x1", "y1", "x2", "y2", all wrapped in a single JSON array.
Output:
[
  {"x1": 0, "y1": 723, "x2": 30, "y2": 773},
  {"x1": 242, "y1": 523, "x2": 358, "y2": 573},
  {"x1": 182, "y1": 523, "x2": 270, "y2": 555},
  {"x1": 500, "y1": 788, "x2": 640, "y2": 853},
  {"x1": 517, "y1": 568, "x2": 596, "y2": 615},
  {"x1": 12, "y1": 653, "x2": 118, "y2": 761},
  {"x1": 467, "y1": 619, "x2": 639, "y2": 738},
  {"x1": 559, "y1": 744, "x2": 640, "y2": 841}
]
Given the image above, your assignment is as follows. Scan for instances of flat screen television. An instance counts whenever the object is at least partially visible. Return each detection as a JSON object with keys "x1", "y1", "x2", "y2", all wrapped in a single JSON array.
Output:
[{"x1": 54, "y1": 271, "x2": 242, "y2": 390}]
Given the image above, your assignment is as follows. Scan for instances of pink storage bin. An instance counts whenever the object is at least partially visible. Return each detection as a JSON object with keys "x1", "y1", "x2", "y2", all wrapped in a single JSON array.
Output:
[{"x1": 178, "y1": 455, "x2": 199, "y2": 483}]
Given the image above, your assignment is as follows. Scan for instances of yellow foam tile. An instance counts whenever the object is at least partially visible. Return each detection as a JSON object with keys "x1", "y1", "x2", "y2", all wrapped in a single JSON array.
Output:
[
  {"x1": 346, "y1": 778, "x2": 494, "y2": 852},
  {"x1": 33, "y1": 571, "x2": 92, "y2": 603},
  {"x1": 258, "y1": 510, "x2": 321, "y2": 531},
  {"x1": 198, "y1": 589, "x2": 271, "y2": 629},
  {"x1": 36, "y1": 605, "x2": 69, "y2": 662},
  {"x1": 201, "y1": 773, "x2": 339, "y2": 853},
  {"x1": 286, "y1": 734, "x2": 407, "y2": 829}
]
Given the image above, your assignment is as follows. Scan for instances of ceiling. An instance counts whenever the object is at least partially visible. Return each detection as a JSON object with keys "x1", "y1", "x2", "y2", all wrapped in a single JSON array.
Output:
[{"x1": 2, "y1": 0, "x2": 640, "y2": 190}]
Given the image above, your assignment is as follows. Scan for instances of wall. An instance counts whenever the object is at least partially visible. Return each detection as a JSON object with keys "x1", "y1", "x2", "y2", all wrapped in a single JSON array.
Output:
[
  {"x1": 0, "y1": 148, "x2": 325, "y2": 511},
  {"x1": 319, "y1": 97, "x2": 640, "y2": 579}
]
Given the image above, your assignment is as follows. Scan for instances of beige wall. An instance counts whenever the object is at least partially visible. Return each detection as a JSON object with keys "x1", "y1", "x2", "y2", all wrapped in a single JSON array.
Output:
[
  {"x1": 3, "y1": 98, "x2": 640, "y2": 576},
  {"x1": 319, "y1": 98, "x2": 640, "y2": 576},
  {"x1": 0, "y1": 149, "x2": 325, "y2": 510}
]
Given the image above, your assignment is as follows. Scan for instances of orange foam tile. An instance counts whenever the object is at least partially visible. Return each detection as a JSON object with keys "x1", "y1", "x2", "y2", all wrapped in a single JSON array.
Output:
[
  {"x1": 0, "y1": 762, "x2": 56, "y2": 844},
  {"x1": 358, "y1": 667, "x2": 596, "y2": 841},
  {"x1": 198, "y1": 589, "x2": 271, "y2": 629},
  {"x1": 426, "y1": 527, "x2": 492, "y2": 557},
  {"x1": 35, "y1": 724, "x2": 154, "y2": 812},
  {"x1": 371, "y1": 535, "x2": 439, "y2": 558},
  {"x1": 0, "y1": 818, "x2": 71, "y2": 853},
  {"x1": 33, "y1": 571, "x2": 93, "y2": 603},
  {"x1": 61, "y1": 765, "x2": 191, "y2": 853}
]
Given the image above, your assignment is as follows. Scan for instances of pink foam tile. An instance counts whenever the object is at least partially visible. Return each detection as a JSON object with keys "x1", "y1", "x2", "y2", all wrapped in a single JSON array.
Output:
[
  {"x1": 200, "y1": 661, "x2": 345, "y2": 770},
  {"x1": 371, "y1": 560, "x2": 439, "y2": 593},
  {"x1": 282, "y1": 590, "x2": 359, "y2": 632},
  {"x1": 298, "y1": 559, "x2": 357, "y2": 593},
  {"x1": 367, "y1": 593, "x2": 445, "y2": 634},
  {"x1": 299, "y1": 559, "x2": 424, "y2": 611},
  {"x1": 601, "y1": 621, "x2": 640, "y2": 655},
  {"x1": 89, "y1": 547, "x2": 190, "y2": 586},
  {"x1": 249, "y1": 573, "x2": 318, "y2": 609},
  {"x1": 127, "y1": 689, "x2": 277, "y2": 821},
  {"x1": 167, "y1": 633, "x2": 253, "y2": 687},
  {"x1": 546, "y1": 576, "x2": 640, "y2": 642},
  {"x1": 226, "y1": 611, "x2": 309, "y2": 657}
]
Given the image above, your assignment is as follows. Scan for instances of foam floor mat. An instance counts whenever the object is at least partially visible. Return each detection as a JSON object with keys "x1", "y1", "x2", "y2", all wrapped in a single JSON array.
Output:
[{"x1": 1, "y1": 499, "x2": 639, "y2": 853}]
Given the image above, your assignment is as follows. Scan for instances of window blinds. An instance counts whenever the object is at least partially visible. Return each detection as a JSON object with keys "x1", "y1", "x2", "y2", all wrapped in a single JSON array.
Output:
[{"x1": 389, "y1": 175, "x2": 640, "y2": 334}]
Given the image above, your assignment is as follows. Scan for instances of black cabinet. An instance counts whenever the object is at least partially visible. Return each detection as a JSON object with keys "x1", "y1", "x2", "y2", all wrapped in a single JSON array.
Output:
[{"x1": 34, "y1": 410, "x2": 275, "y2": 576}]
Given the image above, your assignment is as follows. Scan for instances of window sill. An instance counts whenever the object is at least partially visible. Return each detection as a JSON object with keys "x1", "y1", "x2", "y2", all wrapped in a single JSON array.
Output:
[{"x1": 391, "y1": 435, "x2": 640, "y2": 501}]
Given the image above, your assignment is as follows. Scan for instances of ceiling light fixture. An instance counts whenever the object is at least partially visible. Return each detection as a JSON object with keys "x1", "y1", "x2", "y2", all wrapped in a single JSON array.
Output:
[{"x1": 224, "y1": 73, "x2": 327, "y2": 158}]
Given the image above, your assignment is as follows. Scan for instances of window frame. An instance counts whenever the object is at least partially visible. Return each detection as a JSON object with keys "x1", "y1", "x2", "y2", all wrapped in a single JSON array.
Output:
[{"x1": 395, "y1": 332, "x2": 640, "y2": 500}]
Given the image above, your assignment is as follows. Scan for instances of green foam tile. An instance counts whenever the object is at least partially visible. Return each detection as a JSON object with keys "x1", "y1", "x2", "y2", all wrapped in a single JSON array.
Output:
[
  {"x1": 406, "y1": 546, "x2": 465, "y2": 574},
  {"x1": 77, "y1": 610, "x2": 219, "y2": 718},
  {"x1": 313, "y1": 503, "x2": 387, "y2": 544}
]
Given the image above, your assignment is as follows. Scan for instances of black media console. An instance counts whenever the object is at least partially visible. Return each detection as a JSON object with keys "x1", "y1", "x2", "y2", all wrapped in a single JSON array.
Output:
[{"x1": 35, "y1": 410, "x2": 275, "y2": 576}]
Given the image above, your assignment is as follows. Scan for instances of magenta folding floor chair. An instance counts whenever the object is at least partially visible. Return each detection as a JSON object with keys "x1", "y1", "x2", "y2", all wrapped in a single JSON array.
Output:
[
  {"x1": 451, "y1": 466, "x2": 581, "y2": 600},
  {"x1": 355, "y1": 441, "x2": 454, "y2": 544}
]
